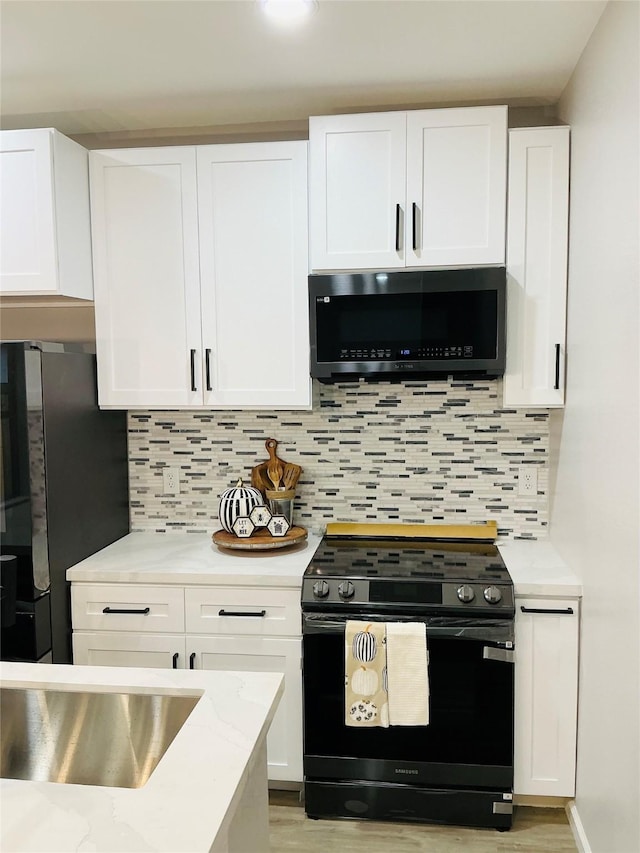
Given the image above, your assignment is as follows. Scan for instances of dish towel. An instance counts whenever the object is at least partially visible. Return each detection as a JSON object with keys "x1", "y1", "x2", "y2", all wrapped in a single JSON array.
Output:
[
  {"x1": 386, "y1": 622, "x2": 430, "y2": 726},
  {"x1": 345, "y1": 621, "x2": 389, "y2": 727}
]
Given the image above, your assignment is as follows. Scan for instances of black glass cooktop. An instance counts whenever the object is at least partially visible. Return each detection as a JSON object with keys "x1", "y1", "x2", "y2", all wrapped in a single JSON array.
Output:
[{"x1": 305, "y1": 536, "x2": 511, "y2": 585}]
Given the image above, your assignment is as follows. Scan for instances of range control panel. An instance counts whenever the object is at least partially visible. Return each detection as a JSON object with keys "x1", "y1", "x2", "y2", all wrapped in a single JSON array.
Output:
[{"x1": 301, "y1": 577, "x2": 514, "y2": 614}]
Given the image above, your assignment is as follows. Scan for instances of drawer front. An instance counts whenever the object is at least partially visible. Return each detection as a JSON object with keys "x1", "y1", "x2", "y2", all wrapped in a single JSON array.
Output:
[
  {"x1": 185, "y1": 587, "x2": 301, "y2": 636},
  {"x1": 71, "y1": 584, "x2": 185, "y2": 633}
]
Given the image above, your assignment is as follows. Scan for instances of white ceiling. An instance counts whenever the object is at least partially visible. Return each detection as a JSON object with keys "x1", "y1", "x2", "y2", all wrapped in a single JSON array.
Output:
[{"x1": 0, "y1": 0, "x2": 607, "y2": 136}]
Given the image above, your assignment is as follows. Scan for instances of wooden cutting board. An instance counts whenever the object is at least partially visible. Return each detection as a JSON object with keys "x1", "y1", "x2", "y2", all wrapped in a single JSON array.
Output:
[{"x1": 324, "y1": 521, "x2": 498, "y2": 541}]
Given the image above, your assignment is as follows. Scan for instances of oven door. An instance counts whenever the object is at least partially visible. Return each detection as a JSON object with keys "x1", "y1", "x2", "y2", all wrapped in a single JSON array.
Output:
[{"x1": 302, "y1": 612, "x2": 514, "y2": 791}]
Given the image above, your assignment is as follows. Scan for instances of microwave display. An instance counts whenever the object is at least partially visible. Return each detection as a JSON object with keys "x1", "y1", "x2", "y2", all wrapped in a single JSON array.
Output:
[{"x1": 309, "y1": 268, "x2": 506, "y2": 381}]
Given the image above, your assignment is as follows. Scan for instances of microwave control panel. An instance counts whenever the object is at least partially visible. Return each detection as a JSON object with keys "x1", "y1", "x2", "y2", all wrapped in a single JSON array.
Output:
[{"x1": 339, "y1": 346, "x2": 473, "y2": 360}]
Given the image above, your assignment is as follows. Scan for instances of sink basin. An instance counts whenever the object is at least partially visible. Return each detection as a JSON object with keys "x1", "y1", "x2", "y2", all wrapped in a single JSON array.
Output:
[{"x1": 0, "y1": 686, "x2": 199, "y2": 788}]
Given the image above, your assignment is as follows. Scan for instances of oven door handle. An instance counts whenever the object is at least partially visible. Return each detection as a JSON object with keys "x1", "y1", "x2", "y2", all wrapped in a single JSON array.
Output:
[{"x1": 302, "y1": 615, "x2": 514, "y2": 645}]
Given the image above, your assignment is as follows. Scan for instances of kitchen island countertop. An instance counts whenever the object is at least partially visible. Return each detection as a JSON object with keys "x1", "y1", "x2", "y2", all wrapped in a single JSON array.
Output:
[{"x1": 0, "y1": 661, "x2": 282, "y2": 853}]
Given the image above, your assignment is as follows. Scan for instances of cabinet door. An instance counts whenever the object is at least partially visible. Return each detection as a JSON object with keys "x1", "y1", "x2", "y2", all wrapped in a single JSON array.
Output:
[
  {"x1": 1, "y1": 129, "x2": 93, "y2": 298},
  {"x1": 196, "y1": 141, "x2": 311, "y2": 408},
  {"x1": 190, "y1": 635, "x2": 302, "y2": 783},
  {"x1": 504, "y1": 127, "x2": 570, "y2": 407},
  {"x1": 90, "y1": 147, "x2": 202, "y2": 408},
  {"x1": 309, "y1": 112, "x2": 407, "y2": 270},
  {"x1": 514, "y1": 598, "x2": 579, "y2": 796},
  {"x1": 73, "y1": 631, "x2": 186, "y2": 669},
  {"x1": 406, "y1": 106, "x2": 507, "y2": 267}
]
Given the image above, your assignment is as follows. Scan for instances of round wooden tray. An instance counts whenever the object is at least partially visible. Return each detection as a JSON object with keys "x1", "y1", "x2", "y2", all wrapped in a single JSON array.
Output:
[{"x1": 211, "y1": 526, "x2": 308, "y2": 551}]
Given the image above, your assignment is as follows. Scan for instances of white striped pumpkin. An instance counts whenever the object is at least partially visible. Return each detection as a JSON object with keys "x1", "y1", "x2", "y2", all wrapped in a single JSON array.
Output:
[
  {"x1": 218, "y1": 479, "x2": 262, "y2": 534},
  {"x1": 352, "y1": 626, "x2": 377, "y2": 663},
  {"x1": 351, "y1": 666, "x2": 378, "y2": 696}
]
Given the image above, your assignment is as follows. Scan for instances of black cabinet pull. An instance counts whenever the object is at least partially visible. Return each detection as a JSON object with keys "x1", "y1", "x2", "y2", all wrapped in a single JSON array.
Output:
[
  {"x1": 412, "y1": 202, "x2": 418, "y2": 251},
  {"x1": 205, "y1": 348, "x2": 212, "y2": 391},
  {"x1": 172, "y1": 652, "x2": 179, "y2": 669},
  {"x1": 189, "y1": 652, "x2": 196, "y2": 669},
  {"x1": 218, "y1": 609, "x2": 266, "y2": 618},
  {"x1": 190, "y1": 348, "x2": 197, "y2": 391},
  {"x1": 554, "y1": 343, "x2": 561, "y2": 390},
  {"x1": 395, "y1": 204, "x2": 401, "y2": 252},
  {"x1": 103, "y1": 606, "x2": 150, "y2": 615},
  {"x1": 520, "y1": 606, "x2": 574, "y2": 615}
]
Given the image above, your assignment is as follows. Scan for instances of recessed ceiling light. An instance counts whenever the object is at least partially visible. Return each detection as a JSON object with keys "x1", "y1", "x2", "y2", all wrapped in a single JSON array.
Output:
[{"x1": 260, "y1": 0, "x2": 318, "y2": 25}]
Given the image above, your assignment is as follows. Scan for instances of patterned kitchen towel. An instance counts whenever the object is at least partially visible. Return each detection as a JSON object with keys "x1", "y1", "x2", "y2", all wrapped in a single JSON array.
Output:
[
  {"x1": 345, "y1": 621, "x2": 389, "y2": 728},
  {"x1": 386, "y1": 622, "x2": 429, "y2": 726}
]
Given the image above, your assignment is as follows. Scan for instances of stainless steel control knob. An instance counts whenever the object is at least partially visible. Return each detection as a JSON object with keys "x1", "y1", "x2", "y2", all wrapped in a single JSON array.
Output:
[
  {"x1": 483, "y1": 586, "x2": 502, "y2": 604},
  {"x1": 312, "y1": 580, "x2": 330, "y2": 599},
  {"x1": 456, "y1": 584, "x2": 475, "y2": 603},
  {"x1": 338, "y1": 581, "x2": 355, "y2": 600}
]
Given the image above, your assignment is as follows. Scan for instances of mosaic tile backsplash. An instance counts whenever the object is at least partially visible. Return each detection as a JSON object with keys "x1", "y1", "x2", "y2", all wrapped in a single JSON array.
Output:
[{"x1": 127, "y1": 378, "x2": 549, "y2": 539}]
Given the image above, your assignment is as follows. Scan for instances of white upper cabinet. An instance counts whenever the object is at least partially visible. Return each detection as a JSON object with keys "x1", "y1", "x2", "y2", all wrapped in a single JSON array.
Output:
[
  {"x1": 309, "y1": 111, "x2": 407, "y2": 270},
  {"x1": 196, "y1": 142, "x2": 310, "y2": 408},
  {"x1": 0, "y1": 128, "x2": 93, "y2": 298},
  {"x1": 90, "y1": 141, "x2": 310, "y2": 410},
  {"x1": 309, "y1": 106, "x2": 507, "y2": 271},
  {"x1": 504, "y1": 127, "x2": 570, "y2": 407},
  {"x1": 90, "y1": 147, "x2": 202, "y2": 408}
]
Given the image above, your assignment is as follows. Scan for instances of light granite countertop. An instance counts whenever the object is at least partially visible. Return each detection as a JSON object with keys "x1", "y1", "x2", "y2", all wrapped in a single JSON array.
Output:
[
  {"x1": 66, "y1": 531, "x2": 323, "y2": 586},
  {"x1": 0, "y1": 662, "x2": 283, "y2": 853},
  {"x1": 497, "y1": 538, "x2": 582, "y2": 597},
  {"x1": 66, "y1": 531, "x2": 581, "y2": 598}
]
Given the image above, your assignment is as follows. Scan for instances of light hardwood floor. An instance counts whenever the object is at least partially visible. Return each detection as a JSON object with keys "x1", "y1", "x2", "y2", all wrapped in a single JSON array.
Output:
[{"x1": 268, "y1": 792, "x2": 578, "y2": 852}]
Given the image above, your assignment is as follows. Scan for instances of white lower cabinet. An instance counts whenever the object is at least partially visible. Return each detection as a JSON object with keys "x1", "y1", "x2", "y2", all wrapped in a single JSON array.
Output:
[
  {"x1": 73, "y1": 631, "x2": 186, "y2": 669},
  {"x1": 189, "y1": 635, "x2": 302, "y2": 783},
  {"x1": 514, "y1": 597, "x2": 579, "y2": 797},
  {"x1": 71, "y1": 581, "x2": 302, "y2": 784}
]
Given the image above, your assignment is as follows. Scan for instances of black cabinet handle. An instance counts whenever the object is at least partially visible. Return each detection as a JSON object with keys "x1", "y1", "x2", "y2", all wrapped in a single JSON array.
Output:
[
  {"x1": 172, "y1": 652, "x2": 179, "y2": 669},
  {"x1": 218, "y1": 609, "x2": 266, "y2": 618},
  {"x1": 103, "y1": 606, "x2": 150, "y2": 615},
  {"x1": 554, "y1": 344, "x2": 561, "y2": 390},
  {"x1": 190, "y1": 348, "x2": 197, "y2": 392},
  {"x1": 205, "y1": 348, "x2": 212, "y2": 391},
  {"x1": 412, "y1": 203, "x2": 419, "y2": 251},
  {"x1": 520, "y1": 606, "x2": 574, "y2": 615},
  {"x1": 189, "y1": 652, "x2": 196, "y2": 669},
  {"x1": 395, "y1": 204, "x2": 401, "y2": 252}
]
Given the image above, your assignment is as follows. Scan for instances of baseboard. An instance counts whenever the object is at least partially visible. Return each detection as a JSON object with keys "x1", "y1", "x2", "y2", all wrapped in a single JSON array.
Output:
[{"x1": 567, "y1": 800, "x2": 592, "y2": 853}]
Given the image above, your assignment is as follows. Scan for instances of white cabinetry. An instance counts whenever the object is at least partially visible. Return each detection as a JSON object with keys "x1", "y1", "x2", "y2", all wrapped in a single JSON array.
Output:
[
  {"x1": 89, "y1": 141, "x2": 310, "y2": 410},
  {"x1": 0, "y1": 128, "x2": 93, "y2": 298},
  {"x1": 309, "y1": 106, "x2": 507, "y2": 271},
  {"x1": 71, "y1": 581, "x2": 303, "y2": 783},
  {"x1": 504, "y1": 127, "x2": 570, "y2": 407},
  {"x1": 514, "y1": 597, "x2": 579, "y2": 797}
]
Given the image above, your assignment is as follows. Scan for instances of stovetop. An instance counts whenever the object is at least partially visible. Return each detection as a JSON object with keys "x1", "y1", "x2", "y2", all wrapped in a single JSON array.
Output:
[{"x1": 301, "y1": 535, "x2": 514, "y2": 616}]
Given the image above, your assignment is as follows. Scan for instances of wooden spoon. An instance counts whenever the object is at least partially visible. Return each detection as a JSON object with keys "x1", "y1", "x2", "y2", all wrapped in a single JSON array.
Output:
[{"x1": 282, "y1": 463, "x2": 301, "y2": 491}]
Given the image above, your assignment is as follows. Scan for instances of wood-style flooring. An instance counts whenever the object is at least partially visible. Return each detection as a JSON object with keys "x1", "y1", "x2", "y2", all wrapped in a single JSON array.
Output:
[{"x1": 268, "y1": 791, "x2": 577, "y2": 853}]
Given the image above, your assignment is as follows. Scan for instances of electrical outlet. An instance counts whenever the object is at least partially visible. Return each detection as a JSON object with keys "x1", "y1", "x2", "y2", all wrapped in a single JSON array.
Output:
[
  {"x1": 162, "y1": 467, "x2": 180, "y2": 495},
  {"x1": 518, "y1": 466, "x2": 538, "y2": 496}
]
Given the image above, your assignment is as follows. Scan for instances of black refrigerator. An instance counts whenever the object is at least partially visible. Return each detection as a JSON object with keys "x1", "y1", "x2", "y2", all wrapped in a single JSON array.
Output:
[{"x1": 0, "y1": 341, "x2": 130, "y2": 663}]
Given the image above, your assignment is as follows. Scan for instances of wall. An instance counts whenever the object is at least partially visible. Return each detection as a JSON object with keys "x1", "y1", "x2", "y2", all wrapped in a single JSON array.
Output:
[
  {"x1": 128, "y1": 378, "x2": 549, "y2": 538},
  {"x1": 553, "y1": 3, "x2": 639, "y2": 852},
  {"x1": 0, "y1": 302, "x2": 96, "y2": 343}
]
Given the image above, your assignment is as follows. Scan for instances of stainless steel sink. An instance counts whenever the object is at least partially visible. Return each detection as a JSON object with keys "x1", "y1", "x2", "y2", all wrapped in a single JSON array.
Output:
[{"x1": 0, "y1": 686, "x2": 199, "y2": 788}]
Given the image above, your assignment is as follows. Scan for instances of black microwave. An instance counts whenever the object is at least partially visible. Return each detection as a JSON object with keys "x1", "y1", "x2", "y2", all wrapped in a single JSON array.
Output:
[{"x1": 309, "y1": 268, "x2": 506, "y2": 382}]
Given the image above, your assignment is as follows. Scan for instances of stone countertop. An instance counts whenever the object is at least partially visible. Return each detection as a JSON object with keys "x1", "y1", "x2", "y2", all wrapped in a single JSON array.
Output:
[
  {"x1": 66, "y1": 531, "x2": 323, "y2": 586},
  {"x1": 0, "y1": 661, "x2": 283, "y2": 853},
  {"x1": 498, "y1": 538, "x2": 582, "y2": 597},
  {"x1": 65, "y1": 530, "x2": 582, "y2": 598}
]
